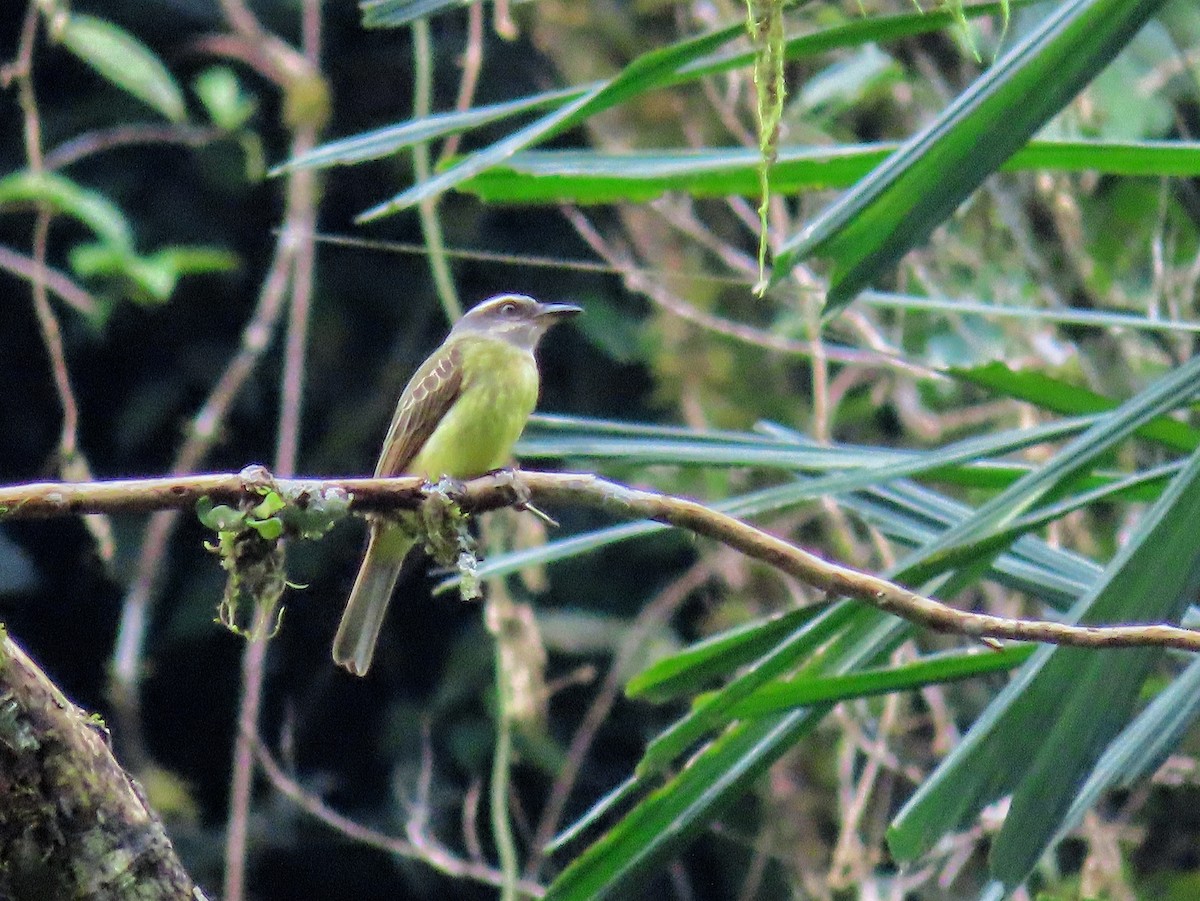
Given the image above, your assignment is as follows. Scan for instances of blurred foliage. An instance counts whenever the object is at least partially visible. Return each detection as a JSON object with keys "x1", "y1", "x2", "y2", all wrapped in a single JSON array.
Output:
[{"x1": 4, "y1": 0, "x2": 1200, "y2": 899}]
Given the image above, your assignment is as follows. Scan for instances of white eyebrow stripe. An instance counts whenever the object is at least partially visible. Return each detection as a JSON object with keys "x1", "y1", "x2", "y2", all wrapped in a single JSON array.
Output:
[{"x1": 470, "y1": 293, "x2": 535, "y2": 315}]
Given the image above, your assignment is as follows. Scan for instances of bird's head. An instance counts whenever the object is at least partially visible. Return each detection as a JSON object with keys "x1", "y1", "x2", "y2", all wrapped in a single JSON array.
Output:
[{"x1": 450, "y1": 293, "x2": 582, "y2": 351}]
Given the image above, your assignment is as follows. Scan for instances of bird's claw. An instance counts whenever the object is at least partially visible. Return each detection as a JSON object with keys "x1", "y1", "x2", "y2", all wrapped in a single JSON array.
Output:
[
  {"x1": 431, "y1": 474, "x2": 468, "y2": 498},
  {"x1": 489, "y1": 468, "x2": 559, "y2": 528}
]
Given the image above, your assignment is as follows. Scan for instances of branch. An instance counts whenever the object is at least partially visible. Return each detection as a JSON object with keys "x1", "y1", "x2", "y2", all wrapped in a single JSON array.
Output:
[
  {"x1": 3, "y1": 469, "x2": 1200, "y2": 654},
  {"x1": 0, "y1": 630, "x2": 205, "y2": 899},
  {"x1": 0, "y1": 242, "x2": 99, "y2": 316}
]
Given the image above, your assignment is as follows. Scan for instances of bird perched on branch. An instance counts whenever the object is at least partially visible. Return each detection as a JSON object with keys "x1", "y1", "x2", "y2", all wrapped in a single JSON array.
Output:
[{"x1": 332, "y1": 293, "x2": 582, "y2": 676}]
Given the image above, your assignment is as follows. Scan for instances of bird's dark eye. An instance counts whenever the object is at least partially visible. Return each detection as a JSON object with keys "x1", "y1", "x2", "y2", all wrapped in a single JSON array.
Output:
[{"x1": 500, "y1": 301, "x2": 519, "y2": 316}]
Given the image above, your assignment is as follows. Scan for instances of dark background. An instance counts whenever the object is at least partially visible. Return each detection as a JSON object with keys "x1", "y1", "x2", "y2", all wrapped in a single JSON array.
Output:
[{"x1": 0, "y1": 3, "x2": 705, "y2": 897}]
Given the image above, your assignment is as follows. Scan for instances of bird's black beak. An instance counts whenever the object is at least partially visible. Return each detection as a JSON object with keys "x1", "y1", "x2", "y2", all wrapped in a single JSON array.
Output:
[{"x1": 535, "y1": 301, "x2": 584, "y2": 321}]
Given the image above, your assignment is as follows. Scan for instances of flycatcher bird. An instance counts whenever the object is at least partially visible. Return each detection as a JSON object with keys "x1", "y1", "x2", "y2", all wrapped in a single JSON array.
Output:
[{"x1": 333, "y1": 293, "x2": 582, "y2": 675}]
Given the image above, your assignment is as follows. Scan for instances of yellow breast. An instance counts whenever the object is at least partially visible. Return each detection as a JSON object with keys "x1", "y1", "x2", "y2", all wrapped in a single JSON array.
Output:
[{"x1": 409, "y1": 337, "x2": 540, "y2": 479}]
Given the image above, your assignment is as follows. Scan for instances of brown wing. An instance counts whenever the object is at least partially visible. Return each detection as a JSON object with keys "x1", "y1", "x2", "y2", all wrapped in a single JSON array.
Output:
[{"x1": 373, "y1": 341, "x2": 463, "y2": 476}]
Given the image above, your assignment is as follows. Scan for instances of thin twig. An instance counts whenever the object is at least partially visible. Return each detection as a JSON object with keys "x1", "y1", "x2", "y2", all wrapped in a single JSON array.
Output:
[
  {"x1": 223, "y1": 601, "x2": 275, "y2": 901},
  {"x1": 218, "y1": 0, "x2": 268, "y2": 45},
  {"x1": 440, "y1": 0, "x2": 486, "y2": 162},
  {"x1": 0, "y1": 243, "x2": 99, "y2": 316},
  {"x1": 224, "y1": 2, "x2": 325, "y2": 895},
  {"x1": 463, "y1": 778, "x2": 486, "y2": 863},
  {"x1": 45, "y1": 124, "x2": 223, "y2": 170},
  {"x1": 526, "y1": 559, "x2": 714, "y2": 878},
  {"x1": 275, "y1": 137, "x2": 319, "y2": 478},
  {"x1": 249, "y1": 732, "x2": 545, "y2": 895},
  {"x1": 649, "y1": 196, "x2": 760, "y2": 278},
  {"x1": 491, "y1": 639, "x2": 519, "y2": 901},
  {"x1": 9, "y1": 1, "x2": 113, "y2": 562},
  {"x1": 105, "y1": 4, "x2": 329, "y2": 747},
  {"x1": 223, "y1": 137, "x2": 320, "y2": 901},
  {"x1": 13, "y1": 2, "x2": 43, "y2": 169},
  {"x1": 28, "y1": 211, "x2": 79, "y2": 462},
  {"x1": 7, "y1": 470, "x2": 1200, "y2": 655},
  {"x1": 107, "y1": 189, "x2": 299, "y2": 764},
  {"x1": 13, "y1": 5, "x2": 70, "y2": 458},
  {"x1": 560, "y1": 205, "x2": 937, "y2": 378},
  {"x1": 410, "y1": 719, "x2": 436, "y2": 843},
  {"x1": 413, "y1": 17, "x2": 462, "y2": 321}
]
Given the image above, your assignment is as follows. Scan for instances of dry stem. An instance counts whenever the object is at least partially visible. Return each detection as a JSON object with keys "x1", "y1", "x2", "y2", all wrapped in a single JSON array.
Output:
[{"x1": 4, "y1": 469, "x2": 1200, "y2": 655}]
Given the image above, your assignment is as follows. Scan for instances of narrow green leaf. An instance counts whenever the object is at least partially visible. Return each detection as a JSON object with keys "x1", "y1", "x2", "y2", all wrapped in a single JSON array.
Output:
[
  {"x1": 276, "y1": 88, "x2": 579, "y2": 173},
  {"x1": 635, "y1": 604, "x2": 857, "y2": 776},
  {"x1": 625, "y1": 603, "x2": 833, "y2": 701},
  {"x1": 69, "y1": 244, "x2": 175, "y2": 302},
  {"x1": 545, "y1": 377, "x2": 1174, "y2": 900},
  {"x1": 545, "y1": 709, "x2": 820, "y2": 901},
  {"x1": 152, "y1": 246, "x2": 240, "y2": 276},
  {"x1": 888, "y1": 442, "x2": 1200, "y2": 889},
  {"x1": 990, "y1": 450, "x2": 1200, "y2": 887},
  {"x1": 913, "y1": 353, "x2": 1200, "y2": 580},
  {"x1": 836, "y1": 478, "x2": 1098, "y2": 608},
  {"x1": 769, "y1": 0, "x2": 1170, "y2": 311},
  {"x1": 1052, "y1": 656, "x2": 1200, "y2": 847},
  {"x1": 0, "y1": 171, "x2": 133, "y2": 249},
  {"x1": 360, "y1": 0, "x2": 467, "y2": 28},
  {"x1": 453, "y1": 140, "x2": 1200, "y2": 204},
  {"x1": 547, "y1": 605, "x2": 911, "y2": 901},
  {"x1": 286, "y1": 1, "x2": 1037, "y2": 181},
  {"x1": 460, "y1": 404, "x2": 1151, "y2": 598},
  {"x1": 356, "y1": 26, "x2": 742, "y2": 219},
  {"x1": 70, "y1": 243, "x2": 237, "y2": 304},
  {"x1": 952, "y1": 361, "x2": 1200, "y2": 452},
  {"x1": 728, "y1": 645, "x2": 1033, "y2": 715},
  {"x1": 57, "y1": 14, "x2": 186, "y2": 122},
  {"x1": 547, "y1": 775, "x2": 642, "y2": 854}
]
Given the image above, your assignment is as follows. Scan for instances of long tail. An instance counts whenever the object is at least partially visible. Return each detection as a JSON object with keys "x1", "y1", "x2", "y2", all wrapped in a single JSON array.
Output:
[{"x1": 332, "y1": 524, "x2": 417, "y2": 676}]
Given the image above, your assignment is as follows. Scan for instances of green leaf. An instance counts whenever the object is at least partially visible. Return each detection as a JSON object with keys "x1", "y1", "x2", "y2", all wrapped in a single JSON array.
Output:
[
  {"x1": 633, "y1": 605, "x2": 855, "y2": 777},
  {"x1": 283, "y1": 1, "x2": 1039, "y2": 182},
  {"x1": 889, "y1": 442, "x2": 1200, "y2": 889},
  {"x1": 543, "y1": 358, "x2": 1197, "y2": 898},
  {"x1": 196, "y1": 498, "x2": 244, "y2": 532},
  {"x1": 452, "y1": 140, "x2": 1200, "y2": 204},
  {"x1": 193, "y1": 67, "x2": 257, "y2": 131},
  {"x1": 0, "y1": 171, "x2": 133, "y2": 249},
  {"x1": 1052, "y1": 656, "x2": 1200, "y2": 846},
  {"x1": 70, "y1": 243, "x2": 234, "y2": 305},
  {"x1": 248, "y1": 517, "x2": 284, "y2": 540},
  {"x1": 951, "y1": 361, "x2": 1200, "y2": 452},
  {"x1": 545, "y1": 710, "x2": 820, "y2": 901},
  {"x1": 251, "y1": 491, "x2": 285, "y2": 519},
  {"x1": 625, "y1": 603, "x2": 833, "y2": 701},
  {"x1": 57, "y1": 14, "x2": 186, "y2": 123},
  {"x1": 911, "y1": 352, "x2": 1200, "y2": 580},
  {"x1": 547, "y1": 606, "x2": 908, "y2": 901},
  {"x1": 769, "y1": 0, "x2": 1171, "y2": 311},
  {"x1": 360, "y1": 0, "x2": 468, "y2": 28},
  {"x1": 728, "y1": 645, "x2": 1034, "y2": 715},
  {"x1": 116, "y1": 255, "x2": 176, "y2": 303},
  {"x1": 152, "y1": 246, "x2": 240, "y2": 277},
  {"x1": 356, "y1": 26, "x2": 743, "y2": 220},
  {"x1": 455, "y1": 410, "x2": 1142, "y2": 596},
  {"x1": 276, "y1": 88, "x2": 581, "y2": 173}
]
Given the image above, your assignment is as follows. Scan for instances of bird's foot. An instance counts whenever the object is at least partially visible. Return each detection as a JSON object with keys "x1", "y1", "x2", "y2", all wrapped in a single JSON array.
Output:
[
  {"x1": 430, "y1": 474, "x2": 468, "y2": 497},
  {"x1": 490, "y1": 467, "x2": 558, "y2": 528}
]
